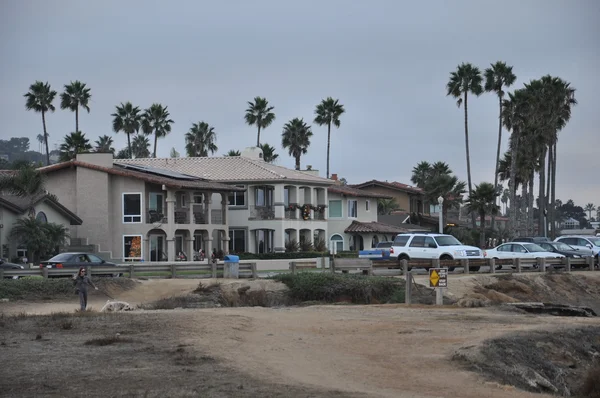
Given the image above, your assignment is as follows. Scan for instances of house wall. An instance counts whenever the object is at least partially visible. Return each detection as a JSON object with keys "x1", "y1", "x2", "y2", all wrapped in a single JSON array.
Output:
[
  {"x1": 356, "y1": 185, "x2": 425, "y2": 214},
  {"x1": 44, "y1": 168, "x2": 78, "y2": 237},
  {"x1": 327, "y1": 192, "x2": 378, "y2": 251}
]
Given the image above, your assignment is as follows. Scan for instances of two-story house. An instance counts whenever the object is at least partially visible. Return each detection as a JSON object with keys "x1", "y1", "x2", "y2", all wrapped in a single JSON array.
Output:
[
  {"x1": 351, "y1": 179, "x2": 426, "y2": 214},
  {"x1": 39, "y1": 153, "x2": 242, "y2": 262},
  {"x1": 115, "y1": 147, "x2": 334, "y2": 254}
]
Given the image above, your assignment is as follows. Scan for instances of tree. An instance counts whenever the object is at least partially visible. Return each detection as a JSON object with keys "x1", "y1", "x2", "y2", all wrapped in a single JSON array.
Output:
[
  {"x1": 131, "y1": 135, "x2": 151, "y2": 158},
  {"x1": 10, "y1": 218, "x2": 69, "y2": 262},
  {"x1": 36, "y1": 134, "x2": 44, "y2": 153},
  {"x1": 314, "y1": 97, "x2": 345, "y2": 179},
  {"x1": 281, "y1": 118, "x2": 313, "y2": 170},
  {"x1": 410, "y1": 161, "x2": 431, "y2": 188},
  {"x1": 60, "y1": 80, "x2": 91, "y2": 133},
  {"x1": 258, "y1": 143, "x2": 279, "y2": 163},
  {"x1": 484, "y1": 61, "x2": 516, "y2": 231},
  {"x1": 24, "y1": 81, "x2": 57, "y2": 165},
  {"x1": 501, "y1": 188, "x2": 510, "y2": 216},
  {"x1": 465, "y1": 182, "x2": 500, "y2": 248},
  {"x1": 377, "y1": 198, "x2": 400, "y2": 215},
  {"x1": 141, "y1": 103, "x2": 174, "y2": 158},
  {"x1": 245, "y1": 97, "x2": 275, "y2": 147},
  {"x1": 94, "y1": 135, "x2": 115, "y2": 154},
  {"x1": 43, "y1": 222, "x2": 70, "y2": 256},
  {"x1": 225, "y1": 150, "x2": 241, "y2": 157},
  {"x1": 584, "y1": 203, "x2": 596, "y2": 220},
  {"x1": 111, "y1": 102, "x2": 142, "y2": 159},
  {"x1": 115, "y1": 148, "x2": 131, "y2": 159},
  {"x1": 0, "y1": 164, "x2": 46, "y2": 214},
  {"x1": 185, "y1": 122, "x2": 218, "y2": 157},
  {"x1": 446, "y1": 63, "x2": 483, "y2": 229},
  {"x1": 424, "y1": 174, "x2": 466, "y2": 229},
  {"x1": 59, "y1": 131, "x2": 92, "y2": 162},
  {"x1": 338, "y1": 177, "x2": 348, "y2": 185},
  {"x1": 170, "y1": 147, "x2": 180, "y2": 158}
]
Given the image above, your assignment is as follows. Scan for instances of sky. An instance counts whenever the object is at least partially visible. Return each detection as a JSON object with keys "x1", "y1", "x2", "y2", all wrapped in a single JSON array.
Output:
[{"x1": 1, "y1": 0, "x2": 599, "y2": 206}]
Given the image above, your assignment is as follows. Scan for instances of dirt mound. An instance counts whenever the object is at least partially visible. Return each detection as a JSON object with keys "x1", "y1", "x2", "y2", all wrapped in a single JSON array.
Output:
[{"x1": 453, "y1": 326, "x2": 600, "y2": 396}]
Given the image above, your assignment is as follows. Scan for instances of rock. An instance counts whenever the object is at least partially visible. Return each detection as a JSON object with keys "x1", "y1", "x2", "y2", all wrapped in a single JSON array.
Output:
[{"x1": 504, "y1": 302, "x2": 597, "y2": 317}]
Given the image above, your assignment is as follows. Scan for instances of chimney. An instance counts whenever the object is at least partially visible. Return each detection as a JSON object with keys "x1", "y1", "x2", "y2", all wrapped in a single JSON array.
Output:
[{"x1": 331, "y1": 173, "x2": 338, "y2": 181}]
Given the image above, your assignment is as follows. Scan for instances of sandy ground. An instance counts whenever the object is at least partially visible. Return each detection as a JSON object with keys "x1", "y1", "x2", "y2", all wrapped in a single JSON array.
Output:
[{"x1": 2, "y1": 274, "x2": 600, "y2": 397}]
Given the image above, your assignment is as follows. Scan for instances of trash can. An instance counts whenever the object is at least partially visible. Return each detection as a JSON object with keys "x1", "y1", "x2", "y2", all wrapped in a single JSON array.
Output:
[{"x1": 223, "y1": 255, "x2": 240, "y2": 279}]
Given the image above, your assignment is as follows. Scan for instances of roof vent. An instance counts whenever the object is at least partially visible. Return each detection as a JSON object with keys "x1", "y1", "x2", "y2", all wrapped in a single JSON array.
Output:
[{"x1": 240, "y1": 147, "x2": 264, "y2": 161}]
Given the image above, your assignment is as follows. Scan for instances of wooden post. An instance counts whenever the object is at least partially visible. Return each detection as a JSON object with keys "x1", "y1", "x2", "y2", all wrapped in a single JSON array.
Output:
[
  {"x1": 86, "y1": 265, "x2": 91, "y2": 278},
  {"x1": 586, "y1": 256, "x2": 595, "y2": 271},
  {"x1": 42, "y1": 267, "x2": 48, "y2": 279},
  {"x1": 330, "y1": 258, "x2": 336, "y2": 274},
  {"x1": 435, "y1": 288, "x2": 443, "y2": 306},
  {"x1": 565, "y1": 257, "x2": 571, "y2": 272},
  {"x1": 432, "y1": 258, "x2": 440, "y2": 268},
  {"x1": 461, "y1": 259, "x2": 469, "y2": 275},
  {"x1": 290, "y1": 262, "x2": 297, "y2": 275},
  {"x1": 539, "y1": 257, "x2": 546, "y2": 273},
  {"x1": 367, "y1": 259, "x2": 373, "y2": 276},
  {"x1": 488, "y1": 258, "x2": 496, "y2": 274},
  {"x1": 402, "y1": 260, "x2": 411, "y2": 305},
  {"x1": 515, "y1": 258, "x2": 522, "y2": 273},
  {"x1": 0, "y1": 269, "x2": 4, "y2": 279},
  {"x1": 250, "y1": 262, "x2": 258, "y2": 278},
  {"x1": 170, "y1": 263, "x2": 177, "y2": 278},
  {"x1": 211, "y1": 259, "x2": 217, "y2": 278},
  {"x1": 129, "y1": 263, "x2": 135, "y2": 278}
]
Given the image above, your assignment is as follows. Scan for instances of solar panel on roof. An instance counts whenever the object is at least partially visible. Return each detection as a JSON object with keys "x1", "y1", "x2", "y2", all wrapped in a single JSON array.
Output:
[{"x1": 117, "y1": 163, "x2": 199, "y2": 180}]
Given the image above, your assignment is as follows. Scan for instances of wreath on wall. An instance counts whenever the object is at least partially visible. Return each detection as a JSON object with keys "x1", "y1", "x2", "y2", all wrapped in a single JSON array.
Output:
[{"x1": 301, "y1": 204, "x2": 311, "y2": 220}]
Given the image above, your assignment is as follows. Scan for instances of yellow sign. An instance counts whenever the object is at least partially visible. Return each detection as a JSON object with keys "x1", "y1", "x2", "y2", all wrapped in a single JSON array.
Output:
[
  {"x1": 429, "y1": 268, "x2": 447, "y2": 288},
  {"x1": 430, "y1": 269, "x2": 440, "y2": 287}
]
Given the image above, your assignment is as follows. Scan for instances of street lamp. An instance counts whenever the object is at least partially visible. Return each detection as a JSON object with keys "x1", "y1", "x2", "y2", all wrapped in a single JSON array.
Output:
[{"x1": 437, "y1": 196, "x2": 444, "y2": 233}]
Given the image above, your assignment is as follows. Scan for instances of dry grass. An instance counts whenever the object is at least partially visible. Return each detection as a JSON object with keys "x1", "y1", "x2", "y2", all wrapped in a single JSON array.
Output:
[{"x1": 84, "y1": 335, "x2": 134, "y2": 346}]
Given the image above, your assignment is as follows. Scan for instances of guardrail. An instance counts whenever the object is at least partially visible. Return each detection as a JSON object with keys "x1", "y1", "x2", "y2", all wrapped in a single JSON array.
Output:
[{"x1": 0, "y1": 261, "x2": 258, "y2": 279}]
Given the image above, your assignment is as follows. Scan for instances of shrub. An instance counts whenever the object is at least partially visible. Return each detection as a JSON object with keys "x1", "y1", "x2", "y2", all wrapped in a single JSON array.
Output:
[
  {"x1": 0, "y1": 278, "x2": 74, "y2": 300},
  {"x1": 581, "y1": 365, "x2": 600, "y2": 398},
  {"x1": 313, "y1": 239, "x2": 327, "y2": 252},
  {"x1": 299, "y1": 239, "x2": 313, "y2": 252},
  {"x1": 271, "y1": 272, "x2": 405, "y2": 304},
  {"x1": 285, "y1": 239, "x2": 299, "y2": 253}
]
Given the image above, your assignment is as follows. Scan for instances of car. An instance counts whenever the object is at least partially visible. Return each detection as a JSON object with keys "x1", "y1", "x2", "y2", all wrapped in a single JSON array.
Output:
[
  {"x1": 389, "y1": 233, "x2": 484, "y2": 271},
  {"x1": 40, "y1": 252, "x2": 122, "y2": 277},
  {"x1": 1, "y1": 259, "x2": 25, "y2": 279},
  {"x1": 554, "y1": 235, "x2": 600, "y2": 264},
  {"x1": 512, "y1": 237, "x2": 551, "y2": 244},
  {"x1": 375, "y1": 241, "x2": 393, "y2": 256},
  {"x1": 537, "y1": 242, "x2": 592, "y2": 269},
  {"x1": 484, "y1": 242, "x2": 564, "y2": 270}
]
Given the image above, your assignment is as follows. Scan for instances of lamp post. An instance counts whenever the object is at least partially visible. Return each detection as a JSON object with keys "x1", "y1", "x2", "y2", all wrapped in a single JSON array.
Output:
[
  {"x1": 543, "y1": 209, "x2": 548, "y2": 238},
  {"x1": 437, "y1": 196, "x2": 444, "y2": 233}
]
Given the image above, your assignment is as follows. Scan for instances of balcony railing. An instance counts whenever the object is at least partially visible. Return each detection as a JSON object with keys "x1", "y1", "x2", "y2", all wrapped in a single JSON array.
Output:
[
  {"x1": 147, "y1": 210, "x2": 167, "y2": 224},
  {"x1": 250, "y1": 205, "x2": 275, "y2": 220},
  {"x1": 314, "y1": 210, "x2": 326, "y2": 220},
  {"x1": 211, "y1": 209, "x2": 224, "y2": 224},
  {"x1": 146, "y1": 208, "x2": 211, "y2": 225},
  {"x1": 285, "y1": 205, "x2": 298, "y2": 219}
]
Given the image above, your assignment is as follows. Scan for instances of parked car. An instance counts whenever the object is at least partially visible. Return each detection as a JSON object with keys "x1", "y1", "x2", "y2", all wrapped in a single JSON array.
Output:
[
  {"x1": 390, "y1": 233, "x2": 484, "y2": 271},
  {"x1": 512, "y1": 237, "x2": 551, "y2": 244},
  {"x1": 375, "y1": 241, "x2": 393, "y2": 257},
  {"x1": 554, "y1": 235, "x2": 600, "y2": 263},
  {"x1": 40, "y1": 252, "x2": 122, "y2": 277},
  {"x1": 536, "y1": 242, "x2": 592, "y2": 269},
  {"x1": 484, "y1": 242, "x2": 564, "y2": 270},
  {"x1": 1, "y1": 259, "x2": 25, "y2": 279}
]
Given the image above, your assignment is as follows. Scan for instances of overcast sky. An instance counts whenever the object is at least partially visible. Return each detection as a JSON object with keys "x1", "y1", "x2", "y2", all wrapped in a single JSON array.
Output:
[{"x1": 1, "y1": 0, "x2": 598, "y2": 206}]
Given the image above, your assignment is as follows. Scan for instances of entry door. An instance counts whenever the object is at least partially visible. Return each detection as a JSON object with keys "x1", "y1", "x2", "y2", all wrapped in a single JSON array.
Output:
[
  {"x1": 149, "y1": 193, "x2": 164, "y2": 214},
  {"x1": 149, "y1": 235, "x2": 165, "y2": 261}
]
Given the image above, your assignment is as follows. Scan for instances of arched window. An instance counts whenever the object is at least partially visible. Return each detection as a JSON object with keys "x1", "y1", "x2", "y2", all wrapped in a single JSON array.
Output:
[
  {"x1": 330, "y1": 234, "x2": 344, "y2": 253},
  {"x1": 36, "y1": 211, "x2": 48, "y2": 224}
]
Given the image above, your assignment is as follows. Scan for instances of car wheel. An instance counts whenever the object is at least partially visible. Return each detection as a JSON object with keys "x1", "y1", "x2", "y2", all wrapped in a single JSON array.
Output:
[
  {"x1": 469, "y1": 266, "x2": 480, "y2": 272},
  {"x1": 439, "y1": 255, "x2": 454, "y2": 272}
]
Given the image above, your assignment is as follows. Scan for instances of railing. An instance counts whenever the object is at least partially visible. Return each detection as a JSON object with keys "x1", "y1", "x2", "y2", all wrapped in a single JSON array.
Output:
[
  {"x1": 147, "y1": 210, "x2": 167, "y2": 224},
  {"x1": 314, "y1": 210, "x2": 326, "y2": 220},
  {"x1": 146, "y1": 208, "x2": 212, "y2": 225},
  {"x1": 285, "y1": 208, "x2": 297, "y2": 220},
  {"x1": 249, "y1": 205, "x2": 275, "y2": 220},
  {"x1": 211, "y1": 209, "x2": 223, "y2": 224},
  {"x1": 1, "y1": 261, "x2": 258, "y2": 279}
]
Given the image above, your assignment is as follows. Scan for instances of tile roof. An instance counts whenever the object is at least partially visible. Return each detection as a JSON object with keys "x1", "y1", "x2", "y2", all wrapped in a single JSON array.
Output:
[
  {"x1": 351, "y1": 179, "x2": 424, "y2": 194},
  {"x1": 113, "y1": 157, "x2": 334, "y2": 185},
  {"x1": 0, "y1": 193, "x2": 83, "y2": 225},
  {"x1": 344, "y1": 220, "x2": 427, "y2": 234},
  {"x1": 328, "y1": 184, "x2": 392, "y2": 199},
  {"x1": 36, "y1": 160, "x2": 244, "y2": 192}
]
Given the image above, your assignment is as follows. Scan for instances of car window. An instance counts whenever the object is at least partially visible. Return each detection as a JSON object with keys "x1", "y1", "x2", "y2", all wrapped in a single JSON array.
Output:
[
  {"x1": 539, "y1": 243, "x2": 552, "y2": 251},
  {"x1": 559, "y1": 238, "x2": 575, "y2": 245},
  {"x1": 434, "y1": 235, "x2": 462, "y2": 246},
  {"x1": 516, "y1": 244, "x2": 528, "y2": 253},
  {"x1": 554, "y1": 242, "x2": 572, "y2": 251},
  {"x1": 409, "y1": 236, "x2": 426, "y2": 248},
  {"x1": 393, "y1": 235, "x2": 410, "y2": 246},
  {"x1": 376, "y1": 242, "x2": 392, "y2": 248},
  {"x1": 424, "y1": 237, "x2": 437, "y2": 248},
  {"x1": 577, "y1": 238, "x2": 591, "y2": 246},
  {"x1": 523, "y1": 243, "x2": 545, "y2": 252},
  {"x1": 86, "y1": 254, "x2": 103, "y2": 263},
  {"x1": 587, "y1": 237, "x2": 600, "y2": 246},
  {"x1": 48, "y1": 253, "x2": 76, "y2": 262},
  {"x1": 77, "y1": 254, "x2": 89, "y2": 262}
]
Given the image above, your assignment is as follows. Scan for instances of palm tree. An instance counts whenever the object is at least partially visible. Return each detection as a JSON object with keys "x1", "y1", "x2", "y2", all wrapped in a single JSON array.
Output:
[
  {"x1": 94, "y1": 135, "x2": 115, "y2": 154},
  {"x1": 225, "y1": 150, "x2": 241, "y2": 157},
  {"x1": 314, "y1": 97, "x2": 345, "y2": 179},
  {"x1": 131, "y1": 135, "x2": 151, "y2": 158},
  {"x1": 465, "y1": 182, "x2": 500, "y2": 248},
  {"x1": 281, "y1": 118, "x2": 313, "y2": 170},
  {"x1": 245, "y1": 97, "x2": 275, "y2": 147},
  {"x1": 170, "y1": 148, "x2": 180, "y2": 158},
  {"x1": 10, "y1": 218, "x2": 50, "y2": 263},
  {"x1": 584, "y1": 203, "x2": 596, "y2": 220},
  {"x1": 24, "y1": 81, "x2": 57, "y2": 165},
  {"x1": 141, "y1": 103, "x2": 174, "y2": 158},
  {"x1": 410, "y1": 161, "x2": 432, "y2": 188},
  {"x1": 43, "y1": 222, "x2": 70, "y2": 256},
  {"x1": 501, "y1": 188, "x2": 510, "y2": 216},
  {"x1": 446, "y1": 63, "x2": 483, "y2": 229},
  {"x1": 59, "y1": 131, "x2": 92, "y2": 161},
  {"x1": 185, "y1": 122, "x2": 218, "y2": 157},
  {"x1": 424, "y1": 173, "x2": 467, "y2": 228},
  {"x1": 484, "y1": 62, "x2": 516, "y2": 231},
  {"x1": 377, "y1": 198, "x2": 400, "y2": 215},
  {"x1": 112, "y1": 102, "x2": 141, "y2": 159},
  {"x1": 36, "y1": 134, "x2": 44, "y2": 154},
  {"x1": 0, "y1": 164, "x2": 46, "y2": 215},
  {"x1": 258, "y1": 143, "x2": 279, "y2": 163},
  {"x1": 60, "y1": 81, "x2": 91, "y2": 133}
]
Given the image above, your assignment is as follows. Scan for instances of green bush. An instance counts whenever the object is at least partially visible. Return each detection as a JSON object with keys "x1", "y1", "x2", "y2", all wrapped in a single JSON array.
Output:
[
  {"x1": 0, "y1": 278, "x2": 74, "y2": 300},
  {"x1": 271, "y1": 272, "x2": 405, "y2": 304},
  {"x1": 236, "y1": 252, "x2": 330, "y2": 260}
]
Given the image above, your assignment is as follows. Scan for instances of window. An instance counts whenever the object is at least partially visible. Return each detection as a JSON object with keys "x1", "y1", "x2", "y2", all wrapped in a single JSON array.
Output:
[
  {"x1": 229, "y1": 229, "x2": 246, "y2": 253},
  {"x1": 284, "y1": 187, "x2": 290, "y2": 206},
  {"x1": 393, "y1": 235, "x2": 410, "y2": 246},
  {"x1": 193, "y1": 194, "x2": 203, "y2": 204},
  {"x1": 330, "y1": 234, "x2": 344, "y2": 253},
  {"x1": 87, "y1": 254, "x2": 104, "y2": 263},
  {"x1": 409, "y1": 236, "x2": 425, "y2": 248},
  {"x1": 424, "y1": 237, "x2": 437, "y2": 248},
  {"x1": 255, "y1": 186, "x2": 273, "y2": 207},
  {"x1": 149, "y1": 192, "x2": 164, "y2": 214},
  {"x1": 347, "y1": 200, "x2": 357, "y2": 218},
  {"x1": 328, "y1": 200, "x2": 342, "y2": 218},
  {"x1": 36, "y1": 211, "x2": 48, "y2": 223},
  {"x1": 123, "y1": 193, "x2": 142, "y2": 223},
  {"x1": 228, "y1": 186, "x2": 246, "y2": 206},
  {"x1": 366, "y1": 200, "x2": 370, "y2": 211},
  {"x1": 123, "y1": 235, "x2": 143, "y2": 261},
  {"x1": 178, "y1": 193, "x2": 187, "y2": 208},
  {"x1": 497, "y1": 244, "x2": 511, "y2": 252},
  {"x1": 255, "y1": 229, "x2": 274, "y2": 253}
]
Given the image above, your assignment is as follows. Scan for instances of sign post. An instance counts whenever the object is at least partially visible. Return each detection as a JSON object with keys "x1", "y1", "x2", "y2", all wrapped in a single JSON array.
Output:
[{"x1": 429, "y1": 268, "x2": 448, "y2": 306}]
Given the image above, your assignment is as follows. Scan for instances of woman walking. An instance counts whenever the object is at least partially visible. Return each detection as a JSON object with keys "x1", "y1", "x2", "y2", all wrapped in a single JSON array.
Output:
[{"x1": 73, "y1": 267, "x2": 98, "y2": 311}]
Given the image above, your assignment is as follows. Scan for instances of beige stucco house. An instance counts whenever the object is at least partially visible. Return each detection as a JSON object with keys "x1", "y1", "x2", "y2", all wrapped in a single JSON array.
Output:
[
  {"x1": 38, "y1": 153, "x2": 242, "y2": 262},
  {"x1": 352, "y1": 179, "x2": 426, "y2": 214},
  {"x1": 114, "y1": 147, "x2": 335, "y2": 254},
  {"x1": 0, "y1": 193, "x2": 82, "y2": 260}
]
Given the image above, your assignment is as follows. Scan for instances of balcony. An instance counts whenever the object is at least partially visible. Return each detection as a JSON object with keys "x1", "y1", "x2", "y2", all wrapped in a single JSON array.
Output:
[
  {"x1": 146, "y1": 208, "x2": 220, "y2": 225},
  {"x1": 249, "y1": 205, "x2": 275, "y2": 220},
  {"x1": 211, "y1": 209, "x2": 223, "y2": 224},
  {"x1": 285, "y1": 204, "x2": 298, "y2": 220}
]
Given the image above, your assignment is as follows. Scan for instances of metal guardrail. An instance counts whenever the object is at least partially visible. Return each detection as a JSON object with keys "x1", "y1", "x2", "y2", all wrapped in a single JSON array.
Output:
[{"x1": 0, "y1": 261, "x2": 258, "y2": 279}]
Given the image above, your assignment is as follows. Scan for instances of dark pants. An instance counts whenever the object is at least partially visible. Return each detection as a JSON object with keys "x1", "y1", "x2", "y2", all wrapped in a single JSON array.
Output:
[{"x1": 79, "y1": 290, "x2": 88, "y2": 311}]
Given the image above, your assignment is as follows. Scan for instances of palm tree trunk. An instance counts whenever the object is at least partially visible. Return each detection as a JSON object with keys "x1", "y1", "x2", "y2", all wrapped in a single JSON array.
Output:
[
  {"x1": 463, "y1": 92, "x2": 476, "y2": 229},
  {"x1": 75, "y1": 107, "x2": 79, "y2": 133},
  {"x1": 42, "y1": 111, "x2": 50, "y2": 165},
  {"x1": 537, "y1": 147, "x2": 547, "y2": 236},
  {"x1": 326, "y1": 122, "x2": 331, "y2": 179},
  {"x1": 295, "y1": 155, "x2": 300, "y2": 170},
  {"x1": 528, "y1": 173, "x2": 534, "y2": 236},
  {"x1": 508, "y1": 131, "x2": 519, "y2": 237},
  {"x1": 153, "y1": 130, "x2": 158, "y2": 158},
  {"x1": 550, "y1": 143, "x2": 557, "y2": 239},
  {"x1": 127, "y1": 133, "x2": 133, "y2": 159},
  {"x1": 256, "y1": 126, "x2": 261, "y2": 147},
  {"x1": 479, "y1": 212, "x2": 485, "y2": 249},
  {"x1": 491, "y1": 95, "x2": 503, "y2": 232}
]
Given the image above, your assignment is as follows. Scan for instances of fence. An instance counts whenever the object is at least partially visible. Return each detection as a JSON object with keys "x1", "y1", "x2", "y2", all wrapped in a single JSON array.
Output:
[{"x1": 0, "y1": 261, "x2": 258, "y2": 280}]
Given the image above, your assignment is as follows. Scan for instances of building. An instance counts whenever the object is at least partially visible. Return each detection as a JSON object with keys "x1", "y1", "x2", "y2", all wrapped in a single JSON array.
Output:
[
  {"x1": 351, "y1": 179, "x2": 426, "y2": 214},
  {"x1": 114, "y1": 147, "x2": 334, "y2": 255},
  {"x1": 0, "y1": 192, "x2": 82, "y2": 260},
  {"x1": 38, "y1": 153, "x2": 242, "y2": 262}
]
